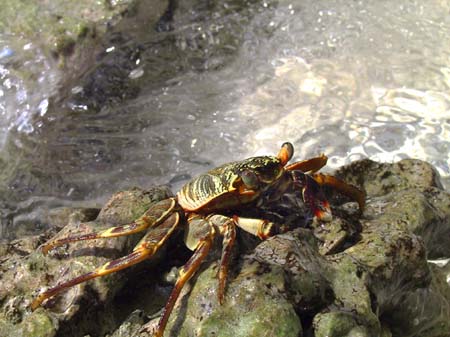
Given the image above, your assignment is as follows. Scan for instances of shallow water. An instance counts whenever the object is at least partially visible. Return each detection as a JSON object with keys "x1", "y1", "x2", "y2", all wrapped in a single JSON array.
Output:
[{"x1": 0, "y1": 0, "x2": 449, "y2": 238}]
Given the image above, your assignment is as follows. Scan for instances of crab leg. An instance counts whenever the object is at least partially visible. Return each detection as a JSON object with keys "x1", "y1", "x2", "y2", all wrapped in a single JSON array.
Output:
[
  {"x1": 217, "y1": 219, "x2": 236, "y2": 305},
  {"x1": 291, "y1": 171, "x2": 333, "y2": 221},
  {"x1": 207, "y1": 214, "x2": 275, "y2": 305},
  {"x1": 311, "y1": 173, "x2": 366, "y2": 211},
  {"x1": 148, "y1": 215, "x2": 215, "y2": 337},
  {"x1": 31, "y1": 211, "x2": 181, "y2": 311},
  {"x1": 233, "y1": 215, "x2": 278, "y2": 239},
  {"x1": 41, "y1": 198, "x2": 178, "y2": 254},
  {"x1": 147, "y1": 214, "x2": 280, "y2": 336},
  {"x1": 287, "y1": 156, "x2": 365, "y2": 214},
  {"x1": 207, "y1": 214, "x2": 237, "y2": 304},
  {"x1": 285, "y1": 154, "x2": 328, "y2": 173},
  {"x1": 213, "y1": 215, "x2": 280, "y2": 302}
]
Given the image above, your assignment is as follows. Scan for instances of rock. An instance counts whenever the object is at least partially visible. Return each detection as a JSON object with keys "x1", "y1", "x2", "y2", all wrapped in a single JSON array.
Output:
[
  {"x1": 161, "y1": 256, "x2": 303, "y2": 337},
  {"x1": 384, "y1": 264, "x2": 450, "y2": 337},
  {"x1": 2, "y1": 159, "x2": 450, "y2": 337},
  {"x1": 313, "y1": 311, "x2": 371, "y2": 337},
  {"x1": 311, "y1": 216, "x2": 360, "y2": 255},
  {"x1": 46, "y1": 208, "x2": 100, "y2": 232},
  {"x1": 0, "y1": 0, "x2": 169, "y2": 61},
  {"x1": 0, "y1": 186, "x2": 172, "y2": 337},
  {"x1": 108, "y1": 310, "x2": 147, "y2": 337},
  {"x1": 139, "y1": 159, "x2": 449, "y2": 337},
  {"x1": 335, "y1": 158, "x2": 443, "y2": 196}
]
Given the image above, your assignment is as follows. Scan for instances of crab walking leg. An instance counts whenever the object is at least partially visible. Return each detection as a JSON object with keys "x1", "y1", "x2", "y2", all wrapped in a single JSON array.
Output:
[
  {"x1": 207, "y1": 214, "x2": 237, "y2": 304},
  {"x1": 31, "y1": 247, "x2": 152, "y2": 311},
  {"x1": 149, "y1": 216, "x2": 215, "y2": 337},
  {"x1": 41, "y1": 198, "x2": 178, "y2": 254},
  {"x1": 311, "y1": 173, "x2": 366, "y2": 211},
  {"x1": 233, "y1": 215, "x2": 278, "y2": 239},
  {"x1": 285, "y1": 154, "x2": 328, "y2": 173},
  {"x1": 217, "y1": 219, "x2": 236, "y2": 305},
  {"x1": 31, "y1": 212, "x2": 181, "y2": 311}
]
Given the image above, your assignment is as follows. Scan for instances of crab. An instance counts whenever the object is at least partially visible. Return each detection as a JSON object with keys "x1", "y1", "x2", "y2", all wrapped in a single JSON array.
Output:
[{"x1": 31, "y1": 142, "x2": 365, "y2": 337}]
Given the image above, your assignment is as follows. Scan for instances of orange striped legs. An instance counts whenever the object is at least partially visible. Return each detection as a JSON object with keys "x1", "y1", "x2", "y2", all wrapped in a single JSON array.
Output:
[
  {"x1": 311, "y1": 172, "x2": 366, "y2": 211},
  {"x1": 213, "y1": 214, "x2": 280, "y2": 304},
  {"x1": 286, "y1": 155, "x2": 365, "y2": 217},
  {"x1": 139, "y1": 212, "x2": 280, "y2": 336},
  {"x1": 31, "y1": 202, "x2": 182, "y2": 311},
  {"x1": 285, "y1": 154, "x2": 328, "y2": 173},
  {"x1": 207, "y1": 215, "x2": 237, "y2": 305},
  {"x1": 31, "y1": 246, "x2": 153, "y2": 311},
  {"x1": 144, "y1": 215, "x2": 215, "y2": 337},
  {"x1": 41, "y1": 198, "x2": 178, "y2": 254}
]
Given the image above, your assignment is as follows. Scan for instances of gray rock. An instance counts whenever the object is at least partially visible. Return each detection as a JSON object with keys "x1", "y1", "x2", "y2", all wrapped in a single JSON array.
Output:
[
  {"x1": 0, "y1": 0, "x2": 169, "y2": 63},
  {"x1": 2, "y1": 159, "x2": 450, "y2": 337},
  {"x1": 0, "y1": 186, "x2": 172, "y2": 337},
  {"x1": 142, "y1": 159, "x2": 449, "y2": 337}
]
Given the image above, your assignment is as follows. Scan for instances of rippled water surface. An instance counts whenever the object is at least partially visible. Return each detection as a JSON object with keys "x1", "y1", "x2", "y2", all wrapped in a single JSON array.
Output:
[{"x1": 0, "y1": 0, "x2": 449, "y2": 238}]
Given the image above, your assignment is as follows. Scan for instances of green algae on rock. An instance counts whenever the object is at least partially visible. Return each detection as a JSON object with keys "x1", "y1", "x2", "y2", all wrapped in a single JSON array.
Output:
[
  {"x1": 147, "y1": 159, "x2": 450, "y2": 337},
  {"x1": 1, "y1": 159, "x2": 449, "y2": 337},
  {"x1": 0, "y1": 0, "x2": 168, "y2": 59},
  {"x1": 0, "y1": 186, "x2": 172, "y2": 337}
]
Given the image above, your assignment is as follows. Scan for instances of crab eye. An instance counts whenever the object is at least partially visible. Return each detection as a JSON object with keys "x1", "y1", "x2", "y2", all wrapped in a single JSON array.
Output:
[
  {"x1": 240, "y1": 170, "x2": 260, "y2": 190},
  {"x1": 277, "y1": 142, "x2": 294, "y2": 165}
]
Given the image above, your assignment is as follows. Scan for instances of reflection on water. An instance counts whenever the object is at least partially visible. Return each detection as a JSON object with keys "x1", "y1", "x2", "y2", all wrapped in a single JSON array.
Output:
[
  {"x1": 243, "y1": 57, "x2": 450, "y2": 180},
  {"x1": 0, "y1": 0, "x2": 449, "y2": 238}
]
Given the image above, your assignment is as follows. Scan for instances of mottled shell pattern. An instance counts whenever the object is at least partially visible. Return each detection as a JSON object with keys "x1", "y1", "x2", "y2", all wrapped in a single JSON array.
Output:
[{"x1": 177, "y1": 155, "x2": 284, "y2": 212}]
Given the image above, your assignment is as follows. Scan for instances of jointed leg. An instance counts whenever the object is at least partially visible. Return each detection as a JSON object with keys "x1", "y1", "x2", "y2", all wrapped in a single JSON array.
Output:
[
  {"x1": 144, "y1": 213, "x2": 279, "y2": 336},
  {"x1": 217, "y1": 220, "x2": 236, "y2": 305},
  {"x1": 233, "y1": 215, "x2": 278, "y2": 239},
  {"x1": 31, "y1": 211, "x2": 181, "y2": 311},
  {"x1": 284, "y1": 154, "x2": 332, "y2": 220},
  {"x1": 285, "y1": 154, "x2": 328, "y2": 173},
  {"x1": 207, "y1": 214, "x2": 237, "y2": 304},
  {"x1": 288, "y1": 159, "x2": 365, "y2": 218},
  {"x1": 311, "y1": 173, "x2": 366, "y2": 211},
  {"x1": 41, "y1": 198, "x2": 178, "y2": 254},
  {"x1": 31, "y1": 247, "x2": 152, "y2": 310},
  {"x1": 291, "y1": 171, "x2": 332, "y2": 221},
  {"x1": 146, "y1": 216, "x2": 215, "y2": 337},
  {"x1": 208, "y1": 214, "x2": 277, "y2": 305}
]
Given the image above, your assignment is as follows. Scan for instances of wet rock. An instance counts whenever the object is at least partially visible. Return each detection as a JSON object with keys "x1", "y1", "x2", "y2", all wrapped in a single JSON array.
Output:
[
  {"x1": 108, "y1": 310, "x2": 147, "y2": 337},
  {"x1": 139, "y1": 159, "x2": 449, "y2": 337},
  {"x1": 46, "y1": 207, "x2": 100, "y2": 232},
  {"x1": 335, "y1": 158, "x2": 443, "y2": 196},
  {"x1": 383, "y1": 264, "x2": 450, "y2": 337},
  {"x1": 3, "y1": 159, "x2": 450, "y2": 337},
  {"x1": 159, "y1": 257, "x2": 303, "y2": 337},
  {"x1": 313, "y1": 311, "x2": 371, "y2": 337},
  {"x1": 323, "y1": 159, "x2": 450, "y2": 337},
  {"x1": 0, "y1": 186, "x2": 172, "y2": 337},
  {"x1": 0, "y1": 0, "x2": 169, "y2": 61},
  {"x1": 311, "y1": 216, "x2": 360, "y2": 255}
]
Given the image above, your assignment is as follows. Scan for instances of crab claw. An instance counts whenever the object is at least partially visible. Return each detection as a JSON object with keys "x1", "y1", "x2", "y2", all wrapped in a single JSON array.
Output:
[
  {"x1": 305, "y1": 192, "x2": 332, "y2": 222},
  {"x1": 292, "y1": 171, "x2": 332, "y2": 222}
]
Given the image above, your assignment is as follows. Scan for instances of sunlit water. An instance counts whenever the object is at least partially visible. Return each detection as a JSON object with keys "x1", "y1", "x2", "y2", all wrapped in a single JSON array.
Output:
[{"x1": 0, "y1": 0, "x2": 449, "y2": 239}]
